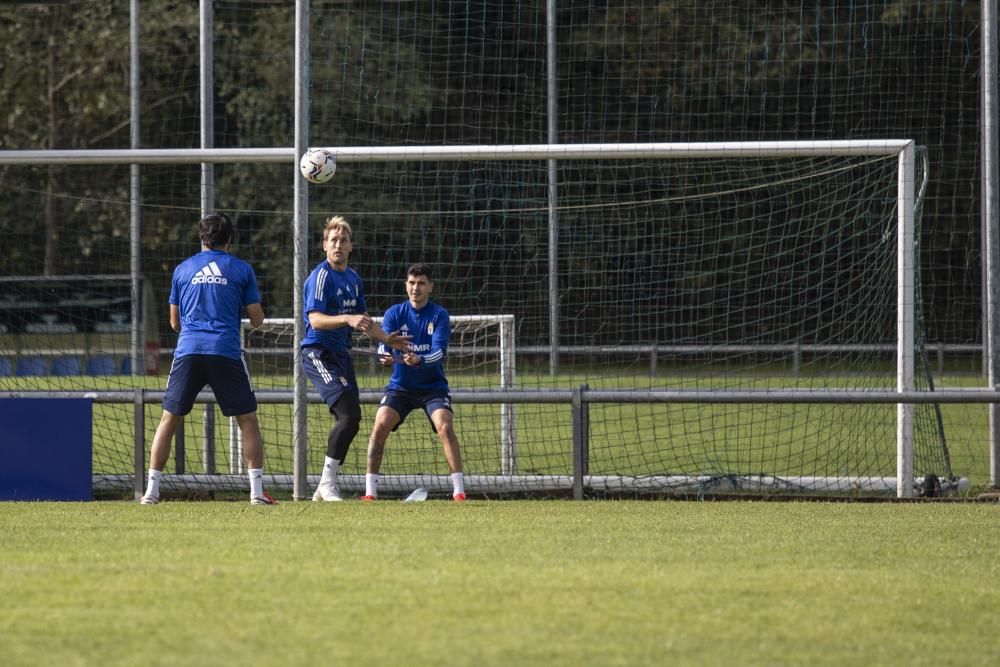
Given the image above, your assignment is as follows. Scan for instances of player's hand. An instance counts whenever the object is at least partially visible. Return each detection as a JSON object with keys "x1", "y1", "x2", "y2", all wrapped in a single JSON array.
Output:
[
  {"x1": 379, "y1": 355, "x2": 395, "y2": 367},
  {"x1": 383, "y1": 330, "x2": 412, "y2": 351},
  {"x1": 402, "y1": 352, "x2": 422, "y2": 367},
  {"x1": 348, "y1": 314, "x2": 373, "y2": 333}
]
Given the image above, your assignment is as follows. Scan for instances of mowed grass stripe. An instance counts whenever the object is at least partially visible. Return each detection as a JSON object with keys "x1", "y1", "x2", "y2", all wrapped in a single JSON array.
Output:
[{"x1": 1, "y1": 501, "x2": 997, "y2": 666}]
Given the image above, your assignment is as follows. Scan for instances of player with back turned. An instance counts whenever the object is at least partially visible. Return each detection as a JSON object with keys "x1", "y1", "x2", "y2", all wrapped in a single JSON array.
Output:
[
  {"x1": 363, "y1": 263, "x2": 466, "y2": 501},
  {"x1": 140, "y1": 212, "x2": 276, "y2": 506}
]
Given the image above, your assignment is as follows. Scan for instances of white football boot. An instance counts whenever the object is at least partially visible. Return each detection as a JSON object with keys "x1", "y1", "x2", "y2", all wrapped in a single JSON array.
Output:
[{"x1": 312, "y1": 482, "x2": 344, "y2": 502}]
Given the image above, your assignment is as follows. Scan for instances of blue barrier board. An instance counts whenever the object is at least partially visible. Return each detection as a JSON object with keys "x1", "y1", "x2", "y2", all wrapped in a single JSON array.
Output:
[{"x1": 0, "y1": 398, "x2": 93, "y2": 501}]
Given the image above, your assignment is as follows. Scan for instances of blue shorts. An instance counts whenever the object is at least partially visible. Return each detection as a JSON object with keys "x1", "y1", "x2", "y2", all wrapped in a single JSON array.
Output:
[
  {"x1": 163, "y1": 354, "x2": 257, "y2": 417},
  {"x1": 301, "y1": 347, "x2": 359, "y2": 412},
  {"x1": 379, "y1": 388, "x2": 452, "y2": 432}
]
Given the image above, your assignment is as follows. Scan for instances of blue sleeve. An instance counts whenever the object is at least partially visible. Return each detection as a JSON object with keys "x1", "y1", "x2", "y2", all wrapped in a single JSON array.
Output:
[
  {"x1": 380, "y1": 305, "x2": 397, "y2": 336},
  {"x1": 377, "y1": 305, "x2": 398, "y2": 356},
  {"x1": 243, "y1": 264, "x2": 261, "y2": 306},
  {"x1": 168, "y1": 268, "x2": 180, "y2": 306},
  {"x1": 422, "y1": 309, "x2": 450, "y2": 366},
  {"x1": 303, "y1": 269, "x2": 326, "y2": 315}
]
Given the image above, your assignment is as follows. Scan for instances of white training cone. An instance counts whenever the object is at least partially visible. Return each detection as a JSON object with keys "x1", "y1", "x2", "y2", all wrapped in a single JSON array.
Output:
[{"x1": 403, "y1": 487, "x2": 428, "y2": 503}]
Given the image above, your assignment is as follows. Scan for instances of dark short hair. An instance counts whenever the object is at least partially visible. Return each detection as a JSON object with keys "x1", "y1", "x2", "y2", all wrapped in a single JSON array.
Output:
[
  {"x1": 199, "y1": 212, "x2": 234, "y2": 248},
  {"x1": 407, "y1": 263, "x2": 433, "y2": 281}
]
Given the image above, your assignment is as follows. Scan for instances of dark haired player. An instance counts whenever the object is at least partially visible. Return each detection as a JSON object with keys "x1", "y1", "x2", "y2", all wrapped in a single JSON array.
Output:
[
  {"x1": 140, "y1": 212, "x2": 276, "y2": 505},
  {"x1": 362, "y1": 263, "x2": 466, "y2": 501}
]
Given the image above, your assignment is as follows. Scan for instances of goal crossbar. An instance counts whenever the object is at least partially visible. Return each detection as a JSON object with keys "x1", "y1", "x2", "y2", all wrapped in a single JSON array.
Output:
[{"x1": 0, "y1": 140, "x2": 913, "y2": 165}]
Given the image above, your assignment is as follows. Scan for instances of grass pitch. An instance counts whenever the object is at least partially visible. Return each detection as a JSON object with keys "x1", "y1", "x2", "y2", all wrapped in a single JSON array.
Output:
[{"x1": 1, "y1": 500, "x2": 998, "y2": 666}]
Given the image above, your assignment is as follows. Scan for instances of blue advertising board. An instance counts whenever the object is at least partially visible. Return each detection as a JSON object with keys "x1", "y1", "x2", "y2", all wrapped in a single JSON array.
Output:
[{"x1": 0, "y1": 398, "x2": 92, "y2": 501}]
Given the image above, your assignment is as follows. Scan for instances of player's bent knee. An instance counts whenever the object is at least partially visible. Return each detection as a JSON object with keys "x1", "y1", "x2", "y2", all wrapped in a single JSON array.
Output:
[
  {"x1": 332, "y1": 396, "x2": 362, "y2": 427},
  {"x1": 332, "y1": 417, "x2": 360, "y2": 440}
]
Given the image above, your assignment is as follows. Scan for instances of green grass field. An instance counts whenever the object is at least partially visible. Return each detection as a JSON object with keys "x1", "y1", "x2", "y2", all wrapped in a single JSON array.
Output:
[{"x1": 1, "y1": 500, "x2": 997, "y2": 666}]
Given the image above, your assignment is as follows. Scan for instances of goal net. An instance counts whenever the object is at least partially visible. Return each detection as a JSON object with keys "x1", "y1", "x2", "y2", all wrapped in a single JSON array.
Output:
[
  {"x1": 190, "y1": 143, "x2": 953, "y2": 498},
  {"x1": 0, "y1": 143, "x2": 961, "y2": 499},
  {"x1": 286, "y1": 142, "x2": 950, "y2": 499}
]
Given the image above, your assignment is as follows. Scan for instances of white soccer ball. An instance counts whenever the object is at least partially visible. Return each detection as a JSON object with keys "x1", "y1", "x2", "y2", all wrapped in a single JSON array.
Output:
[{"x1": 299, "y1": 148, "x2": 337, "y2": 184}]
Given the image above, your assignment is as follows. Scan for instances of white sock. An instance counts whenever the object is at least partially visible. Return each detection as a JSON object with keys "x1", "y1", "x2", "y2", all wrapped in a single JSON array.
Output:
[
  {"x1": 365, "y1": 473, "x2": 379, "y2": 498},
  {"x1": 249, "y1": 468, "x2": 263, "y2": 498},
  {"x1": 145, "y1": 469, "x2": 162, "y2": 498},
  {"x1": 451, "y1": 472, "x2": 465, "y2": 496},
  {"x1": 321, "y1": 456, "x2": 340, "y2": 487}
]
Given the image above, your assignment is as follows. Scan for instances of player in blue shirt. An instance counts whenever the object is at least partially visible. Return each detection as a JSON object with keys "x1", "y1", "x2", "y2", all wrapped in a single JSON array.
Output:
[
  {"x1": 140, "y1": 212, "x2": 276, "y2": 505},
  {"x1": 362, "y1": 263, "x2": 466, "y2": 501},
  {"x1": 301, "y1": 216, "x2": 410, "y2": 501}
]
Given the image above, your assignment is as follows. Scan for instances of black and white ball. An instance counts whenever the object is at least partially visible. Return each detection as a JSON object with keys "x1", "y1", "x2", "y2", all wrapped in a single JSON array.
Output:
[{"x1": 299, "y1": 148, "x2": 337, "y2": 184}]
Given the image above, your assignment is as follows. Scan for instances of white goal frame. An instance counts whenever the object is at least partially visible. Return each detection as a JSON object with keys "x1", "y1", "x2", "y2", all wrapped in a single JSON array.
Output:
[
  {"x1": 0, "y1": 139, "x2": 928, "y2": 498},
  {"x1": 235, "y1": 314, "x2": 517, "y2": 477}
]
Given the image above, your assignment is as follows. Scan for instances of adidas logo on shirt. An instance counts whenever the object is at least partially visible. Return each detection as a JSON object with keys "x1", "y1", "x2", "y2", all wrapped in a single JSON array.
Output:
[{"x1": 191, "y1": 261, "x2": 228, "y2": 285}]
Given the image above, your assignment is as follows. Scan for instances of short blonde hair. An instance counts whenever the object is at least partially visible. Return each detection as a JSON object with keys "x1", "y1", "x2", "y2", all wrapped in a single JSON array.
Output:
[{"x1": 323, "y1": 216, "x2": 353, "y2": 242}]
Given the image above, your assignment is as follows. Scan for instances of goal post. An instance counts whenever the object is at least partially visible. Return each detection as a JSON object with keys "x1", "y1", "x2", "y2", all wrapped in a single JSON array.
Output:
[{"x1": 897, "y1": 143, "x2": 917, "y2": 498}]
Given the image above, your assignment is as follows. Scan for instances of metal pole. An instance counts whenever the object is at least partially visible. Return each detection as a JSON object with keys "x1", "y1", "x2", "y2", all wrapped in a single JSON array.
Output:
[
  {"x1": 200, "y1": 0, "x2": 222, "y2": 475},
  {"x1": 984, "y1": 0, "x2": 1000, "y2": 488},
  {"x1": 500, "y1": 315, "x2": 517, "y2": 475},
  {"x1": 292, "y1": 0, "x2": 311, "y2": 500},
  {"x1": 203, "y1": 406, "x2": 216, "y2": 474},
  {"x1": 200, "y1": 0, "x2": 215, "y2": 218},
  {"x1": 571, "y1": 385, "x2": 584, "y2": 500},
  {"x1": 546, "y1": 0, "x2": 559, "y2": 376},
  {"x1": 175, "y1": 420, "x2": 185, "y2": 474},
  {"x1": 0, "y1": 140, "x2": 917, "y2": 165},
  {"x1": 133, "y1": 388, "x2": 144, "y2": 500},
  {"x1": 897, "y1": 143, "x2": 916, "y2": 498},
  {"x1": 128, "y1": 0, "x2": 142, "y2": 379}
]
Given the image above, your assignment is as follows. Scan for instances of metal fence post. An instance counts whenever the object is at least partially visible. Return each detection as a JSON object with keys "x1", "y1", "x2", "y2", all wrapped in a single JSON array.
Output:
[
  {"x1": 133, "y1": 387, "x2": 144, "y2": 500},
  {"x1": 572, "y1": 384, "x2": 590, "y2": 500},
  {"x1": 175, "y1": 419, "x2": 185, "y2": 474},
  {"x1": 203, "y1": 403, "x2": 215, "y2": 474}
]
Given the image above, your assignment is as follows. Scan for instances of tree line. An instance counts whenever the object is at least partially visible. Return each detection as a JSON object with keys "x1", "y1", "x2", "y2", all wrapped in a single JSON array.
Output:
[{"x1": 0, "y1": 1, "x2": 983, "y2": 346}]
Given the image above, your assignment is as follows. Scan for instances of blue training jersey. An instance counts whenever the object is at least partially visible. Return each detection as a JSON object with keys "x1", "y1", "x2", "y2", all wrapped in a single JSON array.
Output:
[
  {"x1": 379, "y1": 300, "x2": 450, "y2": 391},
  {"x1": 170, "y1": 249, "x2": 261, "y2": 359},
  {"x1": 300, "y1": 261, "x2": 367, "y2": 352}
]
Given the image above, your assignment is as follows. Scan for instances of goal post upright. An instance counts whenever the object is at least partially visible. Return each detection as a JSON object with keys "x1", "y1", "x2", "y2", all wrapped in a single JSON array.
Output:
[
  {"x1": 499, "y1": 314, "x2": 517, "y2": 475},
  {"x1": 898, "y1": 141, "x2": 917, "y2": 499}
]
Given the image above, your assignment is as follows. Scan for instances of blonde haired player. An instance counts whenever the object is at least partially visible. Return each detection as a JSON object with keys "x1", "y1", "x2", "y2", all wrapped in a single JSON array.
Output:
[{"x1": 300, "y1": 217, "x2": 410, "y2": 501}]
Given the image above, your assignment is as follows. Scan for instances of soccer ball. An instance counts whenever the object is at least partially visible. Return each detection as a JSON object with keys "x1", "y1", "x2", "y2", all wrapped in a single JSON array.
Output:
[{"x1": 299, "y1": 148, "x2": 337, "y2": 184}]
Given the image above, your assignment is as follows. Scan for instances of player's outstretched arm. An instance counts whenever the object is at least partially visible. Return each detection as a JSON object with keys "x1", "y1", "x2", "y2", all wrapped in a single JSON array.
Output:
[
  {"x1": 308, "y1": 311, "x2": 370, "y2": 332},
  {"x1": 369, "y1": 326, "x2": 411, "y2": 351}
]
